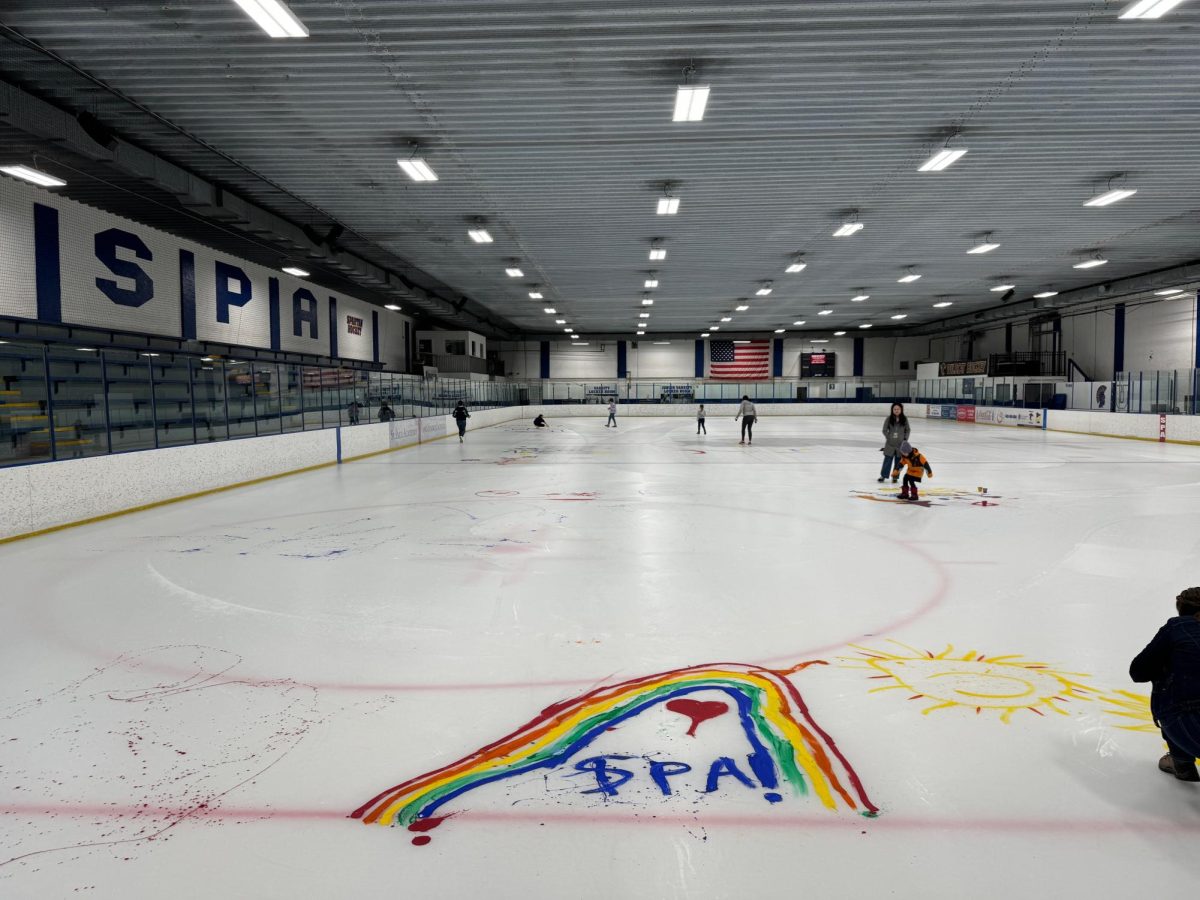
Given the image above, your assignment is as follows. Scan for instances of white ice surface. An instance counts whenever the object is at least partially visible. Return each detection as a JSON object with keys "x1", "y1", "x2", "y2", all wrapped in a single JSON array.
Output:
[{"x1": 1, "y1": 415, "x2": 1199, "y2": 899}]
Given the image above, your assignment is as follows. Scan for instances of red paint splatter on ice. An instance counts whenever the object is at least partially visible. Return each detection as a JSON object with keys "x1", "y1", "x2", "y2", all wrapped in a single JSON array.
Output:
[
  {"x1": 407, "y1": 816, "x2": 447, "y2": 834},
  {"x1": 665, "y1": 699, "x2": 730, "y2": 737},
  {"x1": 411, "y1": 835, "x2": 432, "y2": 846}
]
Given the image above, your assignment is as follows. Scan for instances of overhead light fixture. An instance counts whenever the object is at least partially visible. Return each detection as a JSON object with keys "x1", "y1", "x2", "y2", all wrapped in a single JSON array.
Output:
[
  {"x1": 735, "y1": 304, "x2": 750, "y2": 311},
  {"x1": 505, "y1": 266, "x2": 524, "y2": 277},
  {"x1": 700, "y1": 332, "x2": 710, "y2": 337},
  {"x1": 397, "y1": 146, "x2": 438, "y2": 183},
  {"x1": 833, "y1": 215, "x2": 863, "y2": 237},
  {"x1": 918, "y1": 134, "x2": 968, "y2": 172},
  {"x1": 653, "y1": 341, "x2": 672, "y2": 345},
  {"x1": 818, "y1": 309, "x2": 832, "y2": 316},
  {"x1": 543, "y1": 307, "x2": 557, "y2": 314},
  {"x1": 657, "y1": 184, "x2": 679, "y2": 215},
  {"x1": 564, "y1": 328, "x2": 572, "y2": 333},
  {"x1": 282, "y1": 265, "x2": 310, "y2": 277},
  {"x1": 528, "y1": 291, "x2": 543, "y2": 299},
  {"x1": 468, "y1": 227, "x2": 493, "y2": 243},
  {"x1": 1073, "y1": 256, "x2": 1108, "y2": 269},
  {"x1": 673, "y1": 84, "x2": 711, "y2": 123},
  {"x1": 570, "y1": 334, "x2": 580, "y2": 339},
  {"x1": 859, "y1": 323, "x2": 873, "y2": 329},
  {"x1": 1155, "y1": 288, "x2": 1184, "y2": 296},
  {"x1": 967, "y1": 234, "x2": 1000, "y2": 254},
  {"x1": 75, "y1": 347, "x2": 97, "y2": 352},
  {"x1": 891, "y1": 313, "x2": 908, "y2": 320},
  {"x1": 555, "y1": 319, "x2": 566, "y2": 324},
  {"x1": 637, "y1": 330, "x2": 646, "y2": 336},
  {"x1": 990, "y1": 283, "x2": 1016, "y2": 292},
  {"x1": 733, "y1": 340, "x2": 752, "y2": 345},
  {"x1": 898, "y1": 268, "x2": 922, "y2": 283},
  {"x1": 811, "y1": 339, "x2": 829, "y2": 344},
  {"x1": 1120, "y1": 0, "x2": 1188, "y2": 20},
  {"x1": 1033, "y1": 291, "x2": 1059, "y2": 299},
  {"x1": 232, "y1": 0, "x2": 310, "y2": 38},
  {"x1": 774, "y1": 328, "x2": 786, "y2": 334},
  {"x1": 140, "y1": 352, "x2": 160, "y2": 358},
  {"x1": 932, "y1": 301, "x2": 954, "y2": 308},
  {"x1": 833, "y1": 331, "x2": 846, "y2": 336},
  {"x1": 710, "y1": 326, "x2": 720, "y2": 331},
  {"x1": 0, "y1": 164, "x2": 67, "y2": 188},
  {"x1": 384, "y1": 304, "x2": 402, "y2": 311},
  {"x1": 756, "y1": 282, "x2": 773, "y2": 296},
  {"x1": 851, "y1": 294, "x2": 869, "y2": 302},
  {"x1": 640, "y1": 312, "x2": 651, "y2": 318},
  {"x1": 720, "y1": 317, "x2": 732, "y2": 322},
  {"x1": 793, "y1": 320, "x2": 806, "y2": 326},
  {"x1": 644, "y1": 278, "x2": 659, "y2": 288},
  {"x1": 642, "y1": 297, "x2": 654, "y2": 306},
  {"x1": 1084, "y1": 187, "x2": 1137, "y2": 207},
  {"x1": 785, "y1": 256, "x2": 807, "y2": 274},
  {"x1": 200, "y1": 356, "x2": 214, "y2": 362},
  {"x1": 649, "y1": 240, "x2": 667, "y2": 261}
]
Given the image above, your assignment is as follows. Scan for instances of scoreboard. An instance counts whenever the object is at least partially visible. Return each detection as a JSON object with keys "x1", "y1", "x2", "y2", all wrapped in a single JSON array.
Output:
[{"x1": 800, "y1": 351, "x2": 836, "y2": 377}]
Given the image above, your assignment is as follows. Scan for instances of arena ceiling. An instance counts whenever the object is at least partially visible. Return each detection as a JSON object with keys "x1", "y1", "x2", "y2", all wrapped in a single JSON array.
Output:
[{"x1": 2, "y1": 0, "x2": 1200, "y2": 342}]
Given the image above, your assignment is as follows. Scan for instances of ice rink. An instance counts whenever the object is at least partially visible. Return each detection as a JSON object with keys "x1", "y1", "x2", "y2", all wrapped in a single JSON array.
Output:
[{"x1": 2, "y1": 414, "x2": 1198, "y2": 899}]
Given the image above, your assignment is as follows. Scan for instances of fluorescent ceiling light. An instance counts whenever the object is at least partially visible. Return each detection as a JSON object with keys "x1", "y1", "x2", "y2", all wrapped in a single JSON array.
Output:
[
  {"x1": 734, "y1": 340, "x2": 751, "y2": 345},
  {"x1": 282, "y1": 265, "x2": 310, "y2": 277},
  {"x1": 644, "y1": 279, "x2": 659, "y2": 288},
  {"x1": 232, "y1": 0, "x2": 310, "y2": 38},
  {"x1": 543, "y1": 307, "x2": 556, "y2": 314},
  {"x1": 1155, "y1": 288, "x2": 1184, "y2": 296},
  {"x1": 637, "y1": 331, "x2": 646, "y2": 336},
  {"x1": 200, "y1": 356, "x2": 214, "y2": 362},
  {"x1": 833, "y1": 222, "x2": 864, "y2": 237},
  {"x1": 564, "y1": 328, "x2": 572, "y2": 333},
  {"x1": 700, "y1": 332, "x2": 710, "y2": 337},
  {"x1": 570, "y1": 334, "x2": 580, "y2": 339},
  {"x1": 833, "y1": 331, "x2": 846, "y2": 336},
  {"x1": 1073, "y1": 258, "x2": 1108, "y2": 269},
  {"x1": 140, "y1": 352, "x2": 160, "y2": 357},
  {"x1": 897, "y1": 273, "x2": 922, "y2": 283},
  {"x1": 1120, "y1": 0, "x2": 1188, "y2": 20},
  {"x1": 639, "y1": 312, "x2": 651, "y2": 318},
  {"x1": 933, "y1": 301, "x2": 954, "y2": 308},
  {"x1": 774, "y1": 329, "x2": 786, "y2": 334},
  {"x1": 811, "y1": 339, "x2": 829, "y2": 343},
  {"x1": 384, "y1": 304, "x2": 402, "y2": 311},
  {"x1": 709, "y1": 326, "x2": 720, "y2": 330},
  {"x1": 398, "y1": 158, "x2": 438, "y2": 182},
  {"x1": 505, "y1": 267, "x2": 524, "y2": 277},
  {"x1": 1032, "y1": 292, "x2": 1058, "y2": 299},
  {"x1": 1084, "y1": 188, "x2": 1137, "y2": 207},
  {"x1": 851, "y1": 294, "x2": 869, "y2": 302},
  {"x1": 76, "y1": 347, "x2": 97, "y2": 352},
  {"x1": 555, "y1": 319, "x2": 566, "y2": 324},
  {"x1": 785, "y1": 261, "x2": 807, "y2": 274},
  {"x1": 649, "y1": 247, "x2": 667, "y2": 261},
  {"x1": 528, "y1": 291, "x2": 543, "y2": 299},
  {"x1": 720, "y1": 317, "x2": 732, "y2": 322},
  {"x1": 859, "y1": 323, "x2": 873, "y2": 329},
  {"x1": 818, "y1": 309, "x2": 832, "y2": 316},
  {"x1": 657, "y1": 197, "x2": 680, "y2": 215},
  {"x1": 918, "y1": 147, "x2": 967, "y2": 172},
  {"x1": 967, "y1": 242, "x2": 1000, "y2": 254},
  {"x1": 793, "y1": 320, "x2": 806, "y2": 326},
  {"x1": 990, "y1": 283, "x2": 1016, "y2": 292},
  {"x1": 642, "y1": 298, "x2": 654, "y2": 306},
  {"x1": 468, "y1": 228, "x2": 493, "y2": 243},
  {"x1": 891, "y1": 314, "x2": 908, "y2": 320},
  {"x1": 756, "y1": 286, "x2": 773, "y2": 296},
  {"x1": 0, "y1": 164, "x2": 67, "y2": 187},
  {"x1": 653, "y1": 341, "x2": 671, "y2": 345},
  {"x1": 735, "y1": 305, "x2": 749, "y2": 311},
  {"x1": 673, "y1": 85, "x2": 711, "y2": 122}
]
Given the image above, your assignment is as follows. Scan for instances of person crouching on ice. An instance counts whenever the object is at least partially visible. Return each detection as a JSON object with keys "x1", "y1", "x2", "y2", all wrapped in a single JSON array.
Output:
[{"x1": 893, "y1": 441, "x2": 933, "y2": 501}]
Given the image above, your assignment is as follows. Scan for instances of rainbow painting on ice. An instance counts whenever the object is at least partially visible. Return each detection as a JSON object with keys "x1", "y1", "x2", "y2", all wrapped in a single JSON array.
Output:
[{"x1": 352, "y1": 659, "x2": 877, "y2": 837}]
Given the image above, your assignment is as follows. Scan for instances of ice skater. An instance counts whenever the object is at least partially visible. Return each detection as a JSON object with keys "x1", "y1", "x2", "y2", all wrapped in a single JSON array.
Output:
[
  {"x1": 697, "y1": 404, "x2": 707, "y2": 435},
  {"x1": 1130, "y1": 586, "x2": 1200, "y2": 782},
  {"x1": 348, "y1": 399, "x2": 361, "y2": 425},
  {"x1": 452, "y1": 400, "x2": 470, "y2": 442},
  {"x1": 606, "y1": 399, "x2": 617, "y2": 427},
  {"x1": 378, "y1": 401, "x2": 395, "y2": 422},
  {"x1": 735, "y1": 395, "x2": 757, "y2": 445},
  {"x1": 892, "y1": 441, "x2": 933, "y2": 501},
  {"x1": 533, "y1": 413, "x2": 547, "y2": 428},
  {"x1": 879, "y1": 402, "x2": 909, "y2": 483}
]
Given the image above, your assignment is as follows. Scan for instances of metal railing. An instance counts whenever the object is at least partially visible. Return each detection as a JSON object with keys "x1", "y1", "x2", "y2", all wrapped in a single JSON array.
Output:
[{"x1": 0, "y1": 339, "x2": 522, "y2": 469}]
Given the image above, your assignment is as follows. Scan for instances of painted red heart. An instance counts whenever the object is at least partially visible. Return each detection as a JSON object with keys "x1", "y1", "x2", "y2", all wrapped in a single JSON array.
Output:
[{"x1": 666, "y1": 699, "x2": 730, "y2": 737}]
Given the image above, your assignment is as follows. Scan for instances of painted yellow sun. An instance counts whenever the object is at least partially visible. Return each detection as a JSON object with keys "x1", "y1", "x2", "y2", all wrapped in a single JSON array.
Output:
[
  {"x1": 1096, "y1": 689, "x2": 1158, "y2": 733},
  {"x1": 841, "y1": 641, "x2": 1099, "y2": 723}
]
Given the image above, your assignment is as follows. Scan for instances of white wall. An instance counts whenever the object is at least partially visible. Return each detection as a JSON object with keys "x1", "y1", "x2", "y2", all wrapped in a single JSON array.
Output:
[
  {"x1": 628, "y1": 342, "x2": 694, "y2": 378},
  {"x1": 553, "y1": 341, "x2": 617, "y2": 378}
]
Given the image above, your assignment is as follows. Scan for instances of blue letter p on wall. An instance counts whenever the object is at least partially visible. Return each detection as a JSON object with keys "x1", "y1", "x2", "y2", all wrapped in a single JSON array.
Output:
[{"x1": 215, "y1": 261, "x2": 253, "y2": 323}]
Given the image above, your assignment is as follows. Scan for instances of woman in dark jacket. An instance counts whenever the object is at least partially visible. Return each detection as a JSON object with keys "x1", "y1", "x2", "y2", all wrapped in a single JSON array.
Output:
[
  {"x1": 879, "y1": 403, "x2": 910, "y2": 483},
  {"x1": 1130, "y1": 586, "x2": 1200, "y2": 781}
]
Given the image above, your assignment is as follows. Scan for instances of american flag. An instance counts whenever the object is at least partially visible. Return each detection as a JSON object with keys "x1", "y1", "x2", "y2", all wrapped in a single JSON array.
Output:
[{"x1": 709, "y1": 339, "x2": 770, "y2": 379}]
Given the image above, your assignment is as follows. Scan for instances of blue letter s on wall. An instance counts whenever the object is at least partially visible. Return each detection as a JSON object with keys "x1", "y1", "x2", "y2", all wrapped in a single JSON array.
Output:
[{"x1": 94, "y1": 228, "x2": 154, "y2": 307}]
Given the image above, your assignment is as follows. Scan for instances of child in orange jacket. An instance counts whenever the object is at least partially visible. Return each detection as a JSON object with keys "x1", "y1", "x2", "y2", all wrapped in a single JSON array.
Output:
[{"x1": 893, "y1": 441, "x2": 933, "y2": 501}]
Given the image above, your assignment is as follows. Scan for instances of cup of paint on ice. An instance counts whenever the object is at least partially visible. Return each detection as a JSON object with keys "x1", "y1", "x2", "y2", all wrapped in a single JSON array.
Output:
[{"x1": 977, "y1": 486, "x2": 988, "y2": 494}]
